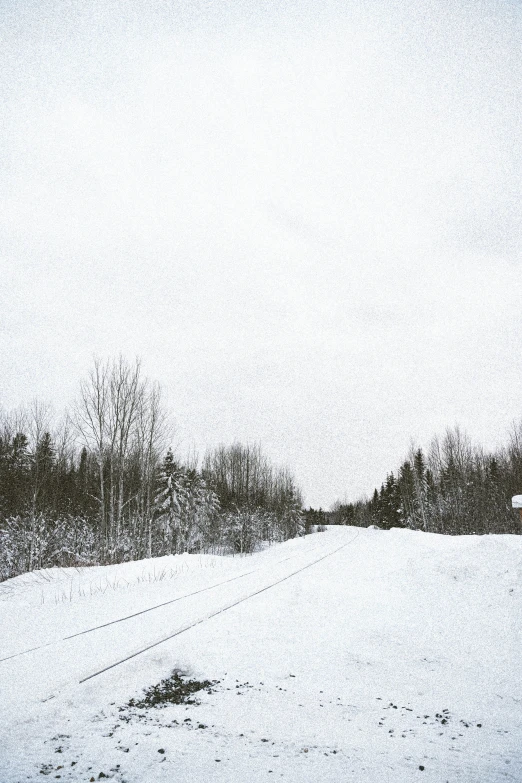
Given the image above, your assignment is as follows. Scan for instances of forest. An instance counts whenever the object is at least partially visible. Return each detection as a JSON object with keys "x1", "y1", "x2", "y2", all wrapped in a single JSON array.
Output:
[
  {"x1": 0, "y1": 358, "x2": 304, "y2": 583},
  {"x1": 2, "y1": 357, "x2": 521, "y2": 584},
  {"x1": 331, "y1": 426, "x2": 522, "y2": 534}
]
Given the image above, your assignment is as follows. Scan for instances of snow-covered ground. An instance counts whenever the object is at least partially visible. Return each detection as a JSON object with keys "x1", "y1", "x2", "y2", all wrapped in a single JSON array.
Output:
[{"x1": 1, "y1": 526, "x2": 521, "y2": 782}]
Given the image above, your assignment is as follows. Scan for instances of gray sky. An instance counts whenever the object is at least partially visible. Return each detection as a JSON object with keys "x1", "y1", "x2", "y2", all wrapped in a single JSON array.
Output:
[{"x1": 1, "y1": 0, "x2": 521, "y2": 507}]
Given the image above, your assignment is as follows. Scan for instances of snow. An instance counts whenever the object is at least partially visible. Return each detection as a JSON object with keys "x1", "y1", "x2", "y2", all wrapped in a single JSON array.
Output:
[
  {"x1": 0, "y1": 526, "x2": 521, "y2": 782},
  {"x1": 512, "y1": 495, "x2": 522, "y2": 508}
]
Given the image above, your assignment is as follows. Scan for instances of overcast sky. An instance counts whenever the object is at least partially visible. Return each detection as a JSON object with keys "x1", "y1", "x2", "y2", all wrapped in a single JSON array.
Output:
[{"x1": 1, "y1": 0, "x2": 521, "y2": 507}]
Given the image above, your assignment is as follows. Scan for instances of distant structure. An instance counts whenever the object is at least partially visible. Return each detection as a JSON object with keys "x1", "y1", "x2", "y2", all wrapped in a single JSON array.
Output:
[{"x1": 512, "y1": 495, "x2": 522, "y2": 523}]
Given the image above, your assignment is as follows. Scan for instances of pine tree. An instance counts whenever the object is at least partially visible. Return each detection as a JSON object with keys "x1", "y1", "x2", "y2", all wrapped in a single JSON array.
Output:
[
  {"x1": 398, "y1": 461, "x2": 416, "y2": 527},
  {"x1": 31, "y1": 431, "x2": 55, "y2": 515},
  {"x1": 412, "y1": 448, "x2": 429, "y2": 531},
  {"x1": 381, "y1": 473, "x2": 401, "y2": 528},
  {"x1": 154, "y1": 450, "x2": 184, "y2": 555},
  {"x1": 281, "y1": 488, "x2": 305, "y2": 538},
  {"x1": 8, "y1": 433, "x2": 31, "y2": 516}
]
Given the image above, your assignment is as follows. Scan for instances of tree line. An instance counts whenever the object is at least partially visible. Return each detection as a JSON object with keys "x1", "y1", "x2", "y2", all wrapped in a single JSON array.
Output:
[
  {"x1": 0, "y1": 357, "x2": 304, "y2": 582},
  {"x1": 331, "y1": 425, "x2": 522, "y2": 534}
]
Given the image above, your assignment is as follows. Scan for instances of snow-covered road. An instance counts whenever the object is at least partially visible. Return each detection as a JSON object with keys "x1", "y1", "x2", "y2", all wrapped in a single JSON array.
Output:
[{"x1": 1, "y1": 526, "x2": 521, "y2": 782}]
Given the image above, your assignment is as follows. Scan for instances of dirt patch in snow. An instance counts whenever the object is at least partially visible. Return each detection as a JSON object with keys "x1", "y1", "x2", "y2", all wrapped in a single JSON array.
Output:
[{"x1": 123, "y1": 670, "x2": 220, "y2": 711}]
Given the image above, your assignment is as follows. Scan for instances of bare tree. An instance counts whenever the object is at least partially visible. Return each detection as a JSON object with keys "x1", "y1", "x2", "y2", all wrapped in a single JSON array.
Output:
[
  {"x1": 108, "y1": 356, "x2": 144, "y2": 534},
  {"x1": 74, "y1": 357, "x2": 170, "y2": 558},
  {"x1": 135, "y1": 381, "x2": 169, "y2": 557},
  {"x1": 74, "y1": 357, "x2": 110, "y2": 543}
]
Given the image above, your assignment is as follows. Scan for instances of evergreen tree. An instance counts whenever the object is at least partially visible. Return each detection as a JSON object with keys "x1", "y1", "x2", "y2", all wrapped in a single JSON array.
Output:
[
  {"x1": 154, "y1": 450, "x2": 184, "y2": 555},
  {"x1": 7, "y1": 433, "x2": 31, "y2": 516},
  {"x1": 31, "y1": 431, "x2": 55, "y2": 515},
  {"x1": 398, "y1": 461, "x2": 416, "y2": 527}
]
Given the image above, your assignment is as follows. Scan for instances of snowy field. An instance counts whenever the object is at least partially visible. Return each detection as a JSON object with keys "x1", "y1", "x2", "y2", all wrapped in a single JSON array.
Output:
[{"x1": 1, "y1": 526, "x2": 521, "y2": 783}]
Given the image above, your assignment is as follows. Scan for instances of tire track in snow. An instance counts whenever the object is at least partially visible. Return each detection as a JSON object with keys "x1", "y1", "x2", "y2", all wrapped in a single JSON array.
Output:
[
  {"x1": 0, "y1": 541, "x2": 323, "y2": 664},
  {"x1": 79, "y1": 532, "x2": 360, "y2": 685}
]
